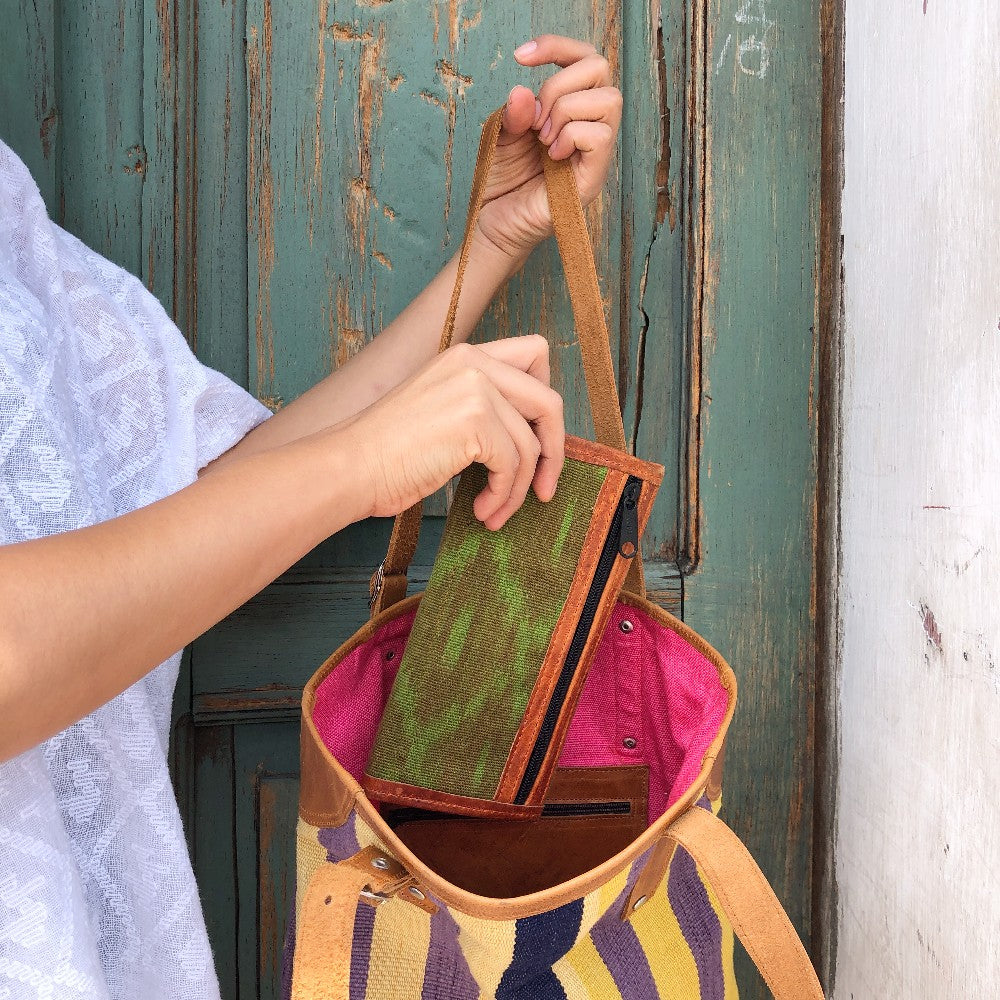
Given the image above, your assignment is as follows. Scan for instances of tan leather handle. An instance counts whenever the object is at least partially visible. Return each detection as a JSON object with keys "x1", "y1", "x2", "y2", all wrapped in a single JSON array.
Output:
[
  {"x1": 661, "y1": 808, "x2": 826, "y2": 1000},
  {"x1": 371, "y1": 106, "x2": 644, "y2": 616}
]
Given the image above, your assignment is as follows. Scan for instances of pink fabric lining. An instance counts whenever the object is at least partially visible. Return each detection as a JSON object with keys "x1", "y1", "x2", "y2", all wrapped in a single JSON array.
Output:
[{"x1": 313, "y1": 602, "x2": 730, "y2": 825}]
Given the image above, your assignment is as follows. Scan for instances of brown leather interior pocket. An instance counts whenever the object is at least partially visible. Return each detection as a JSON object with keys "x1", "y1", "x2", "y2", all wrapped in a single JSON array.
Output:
[{"x1": 383, "y1": 765, "x2": 649, "y2": 898}]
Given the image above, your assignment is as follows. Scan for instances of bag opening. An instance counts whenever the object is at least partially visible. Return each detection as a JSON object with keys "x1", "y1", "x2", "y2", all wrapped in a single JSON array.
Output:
[{"x1": 312, "y1": 598, "x2": 731, "y2": 829}]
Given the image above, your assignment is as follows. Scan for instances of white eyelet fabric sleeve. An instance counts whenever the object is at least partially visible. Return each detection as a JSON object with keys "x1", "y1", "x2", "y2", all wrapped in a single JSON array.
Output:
[{"x1": 0, "y1": 135, "x2": 272, "y2": 1000}]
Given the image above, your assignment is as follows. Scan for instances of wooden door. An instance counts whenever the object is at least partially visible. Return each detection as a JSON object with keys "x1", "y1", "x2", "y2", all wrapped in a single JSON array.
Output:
[{"x1": 1, "y1": 1, "x2": 828, "y2": 996}]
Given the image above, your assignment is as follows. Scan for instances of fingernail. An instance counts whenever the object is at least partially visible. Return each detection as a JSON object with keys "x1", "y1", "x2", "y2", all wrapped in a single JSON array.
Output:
[
  {"x1": 514, "y1": 39, "x2": 538, "y2": 59},
  {"x1": 533, "y1": 99, "x2": 542, "y2": 126},
  {"x1": 540, "y1": 117, "x2": 552, "y2": 141}
]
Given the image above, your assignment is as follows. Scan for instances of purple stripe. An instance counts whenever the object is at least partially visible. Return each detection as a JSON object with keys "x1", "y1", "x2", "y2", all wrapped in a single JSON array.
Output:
[
  {"x1": 667, "y1": 846, "x2": 724, "y2": 1000},
  {"x1": 349, "y1": 899, "x2": 377, "y2": 1000},
  {"x1": 318, "y1": 814, "x2": 361, "y2": 861},
  {"x1": 420, "y1": 899, "x2": 481, "y2": 1000},
  {"x1": 588, "y1": 855, "x2": 658, "y2": 1000}
]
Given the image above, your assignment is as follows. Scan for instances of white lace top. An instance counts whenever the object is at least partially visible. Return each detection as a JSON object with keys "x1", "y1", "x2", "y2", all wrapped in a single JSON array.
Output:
[{"x1": 0, "y1": 139, "x2": 272, "y2": 998}]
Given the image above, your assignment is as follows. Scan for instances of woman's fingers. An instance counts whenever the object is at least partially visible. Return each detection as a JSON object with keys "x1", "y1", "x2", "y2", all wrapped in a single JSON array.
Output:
[
  {"x1": 475, "y1": 334, "x2": 551, "y2": 386},
  {"x1": 537, "y1": 87, "x2": 623, "y2": 148},
  {"x1": 548, "y1": 120, "x2": 615, "y2": 163},
  {"x1": 532, "y1": 54, "x2": 614, "y2": 131},
  {"x1": 473, "y1": 389, "x2": 543, "y2": 529},
  {"x1": 501, "y1": 85, "x2": 539, "y2": 145},
  {"x1": 472, "y1": 340, "x2": 565, "y2": 505},
  {"x1": 352, "y1": 337, "x2": 564, "y2": 523},
  {"x1": 444, "y1": 340, "x2": 565, "y2": 507},
  {"x1": 514, "y1": 34, "x2": 600, "y2": 70}
]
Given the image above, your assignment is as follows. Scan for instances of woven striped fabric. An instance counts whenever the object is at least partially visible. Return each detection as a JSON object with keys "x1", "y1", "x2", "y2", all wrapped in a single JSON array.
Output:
[{"x1": 283, "y1": 804, "x2": 738, "y2": 1000}]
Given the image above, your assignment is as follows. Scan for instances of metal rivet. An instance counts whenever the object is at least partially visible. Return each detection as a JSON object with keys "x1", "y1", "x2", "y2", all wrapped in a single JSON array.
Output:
[
  {"x1": 623, "y1": 737, "x2": 637, "y2": 750},
  {"x1": 632, "y1": 895, "x2": 647, "y2": 911},
  {"x1": 619, "y1": 620, "x2": 634, "y2": 633},
  {"x1": 408, "y1": 886, "x2": 426, "y2": 900},
  {"x1": 371, "y1": 856, "x2": 391, "y2": 871},
  {"x1": 385, "y1": 650, "x2": 396, "y2": 662}
]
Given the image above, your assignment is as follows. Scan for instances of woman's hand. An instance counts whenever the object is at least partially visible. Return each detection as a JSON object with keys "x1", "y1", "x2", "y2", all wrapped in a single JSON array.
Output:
[
  {"x1": 473, "y1": 34, "x2": 623, "y2": 260},
  {"x1": 338, "y1": 335, "x2": 564, "y2": 531}
]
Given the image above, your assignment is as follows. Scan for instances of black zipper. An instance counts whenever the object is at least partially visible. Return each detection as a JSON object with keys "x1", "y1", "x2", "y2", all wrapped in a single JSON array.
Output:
[
  {"x1": 383, "y1": 800, "x2": 632, "y2": 828},
  {"x1": 540, "y1": 800, "x2": 631, "y2": 817},
  {"x1": 513, "y1": 476, "x2": 643, "y2": 805}
]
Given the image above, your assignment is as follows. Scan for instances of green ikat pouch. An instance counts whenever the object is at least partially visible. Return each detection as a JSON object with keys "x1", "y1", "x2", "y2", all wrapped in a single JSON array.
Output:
[{"x1": 363, "y1": 437, "x2": 663, "y2": 818}]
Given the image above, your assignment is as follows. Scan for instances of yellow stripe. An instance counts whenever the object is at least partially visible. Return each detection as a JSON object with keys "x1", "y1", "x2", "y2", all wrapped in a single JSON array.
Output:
[
  {"x1": 451, "y1": 909, "x2": 516, "y2": 999},
  {"x1": 631, "y1": 881, "x2": 701, "y2": 998},
  {"x1": 698, "y1": 868, "x2": 740, "y2": 998},
  {"x1": 365, "y1": 897, "x2": 432, "y2": 1000},
  {"x1": 549, "y1": 876, "x2": 618, "y2": 1000},
  {"x1": 563, "y1": 933, "x2": 620, "y2": 999},
  {"x1": 552, "y1": 951, "x2": 590, "y2": 999},
  {"x1": 294, "y1": 819, "x2": 328, "y2": 926},
  {"x1": 596, "y1": 866, "x2": 630, "y2": 916}
]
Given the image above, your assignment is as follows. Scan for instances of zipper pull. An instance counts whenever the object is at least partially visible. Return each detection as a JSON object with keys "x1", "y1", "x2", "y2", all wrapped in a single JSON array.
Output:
[{"x1": 618, "y1": 480, "x2": 641, "y2": 559}]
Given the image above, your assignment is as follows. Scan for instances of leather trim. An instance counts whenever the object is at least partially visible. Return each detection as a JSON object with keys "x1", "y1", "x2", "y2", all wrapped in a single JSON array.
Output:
[
  {"x1": 522, "y1": 476, "x2": 661, "y2": 808},
  {"x1": 300, "y1": 591, "x2": 737, "y2": 920},
  {"x1": 564, "y1": 435, "x2": 665, "y2": 485},
  {"x1": 363, "y1": 775, "x2": 542, "y2": 820},
  {"x1": 299, "y1": 596, "x2": 423, "y2": 828},
  {"x1": 622, "y1": 835, "x2": 677, "y2": 919},
  {"x1": 339, "y1": 844, "x2": 438, "y2": 915},
  {"x1": 494, "y1": 468, "x2": 627, "y2": 802},
  {"x1": 706, "y1": 738, "x2": 728, "y2": 803},
  {"x1": 371, "y1": 572, "x2": 408, "y2": 618}
]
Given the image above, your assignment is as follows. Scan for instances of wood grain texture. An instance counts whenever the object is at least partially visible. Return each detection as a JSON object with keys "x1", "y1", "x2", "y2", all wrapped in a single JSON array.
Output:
[
  {"x1": 0, "y1": 0, "x2": 57, "y2": 208},
  {"x1": 681, "y1": 2, "x2": 824, "y2": 994},
  {"x1": 836, "y1": 4, "x2": 1000, "y2": 996}
]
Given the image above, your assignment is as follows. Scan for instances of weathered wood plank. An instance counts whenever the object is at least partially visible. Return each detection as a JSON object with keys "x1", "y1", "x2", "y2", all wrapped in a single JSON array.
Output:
[
  {"x1": 192, "y1": 724, "x2": 239, "y2": 1000},
  {"x1": 0, "y1": 1, "x2": 57, "y2": 210},
  {"x1": 190, "y1": 0, "x2": 252, "y2": 381},
  {"x1": 59, "y1": 0, "x2": 146, "y2": 270},
  {"x1": 234, "y1": 724, "x2": 299, "y2": 1000},
  {"x1": 625, "y1": 0, "x2": 689, "y2": 561},
  {"x1": 682, "y1": 1, "x2": 823, "y2": 994},
  {"x1": 257, "y1": 773, "x2": 299, "y2": 1000}
]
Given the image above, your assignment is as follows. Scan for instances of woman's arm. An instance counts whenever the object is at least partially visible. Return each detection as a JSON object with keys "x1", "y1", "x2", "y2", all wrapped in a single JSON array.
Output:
[
  {"x1": 0, "y1": 337, "x2": 563, "y2": 763},
  {"x1": 211, "y1": 35, "x2": 621, "y2": 471},
  {"x1": 210, "y1": 232, "x2": 525, "y2": 469}
]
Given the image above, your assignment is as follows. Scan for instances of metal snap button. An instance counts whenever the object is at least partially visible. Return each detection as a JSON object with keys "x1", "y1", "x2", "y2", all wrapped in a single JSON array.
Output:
[
  {"x1": 408, "y1": 886, "x2": 426, "y2": 900},
  {"x1": 623, "y1": 737, "x2": 637, "y2": 750},
  {"x1": 619, "y1": 620, "x2": 634, "y2": 633},
  {"x1": 371, "y1": 856, "x2": 391, "y2": 871}
]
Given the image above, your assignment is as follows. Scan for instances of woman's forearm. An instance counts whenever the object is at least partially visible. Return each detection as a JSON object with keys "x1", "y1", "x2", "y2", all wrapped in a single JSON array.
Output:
[
  {"x1": 0, "y1": 428, "x2": 364, "y2": 762},
  {"x1": 210, "y1": 233, "x2": 528, "y2": 470}
]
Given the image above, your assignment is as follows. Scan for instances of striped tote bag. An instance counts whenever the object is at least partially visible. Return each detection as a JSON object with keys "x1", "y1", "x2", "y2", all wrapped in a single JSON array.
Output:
[{"x1": 283, "y1": 109, "x2": 825, "y2": 1000}]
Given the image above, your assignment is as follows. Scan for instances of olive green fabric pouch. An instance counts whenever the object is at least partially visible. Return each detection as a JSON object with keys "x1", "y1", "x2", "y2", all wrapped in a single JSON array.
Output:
[
  {"x1": 364, "y1": 437, "x2": 662, "y2": 818},
  {"x1": 361, "y1": 106, "x2": 663, "y2": 819}
]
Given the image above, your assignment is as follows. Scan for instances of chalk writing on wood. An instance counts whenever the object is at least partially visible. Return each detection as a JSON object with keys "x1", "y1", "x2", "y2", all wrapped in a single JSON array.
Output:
[{"x1": 715, "y1": 0, "x2": 776, "y2": 79}]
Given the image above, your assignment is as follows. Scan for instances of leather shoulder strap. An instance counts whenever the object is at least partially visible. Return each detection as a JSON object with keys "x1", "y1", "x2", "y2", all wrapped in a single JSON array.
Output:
[
  {"x1": 667, "y1": 807, "x2": 826, "y2": 1000},
  {"x1": 372, "y1": 106, "x2": 643, "y2": 615}
]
